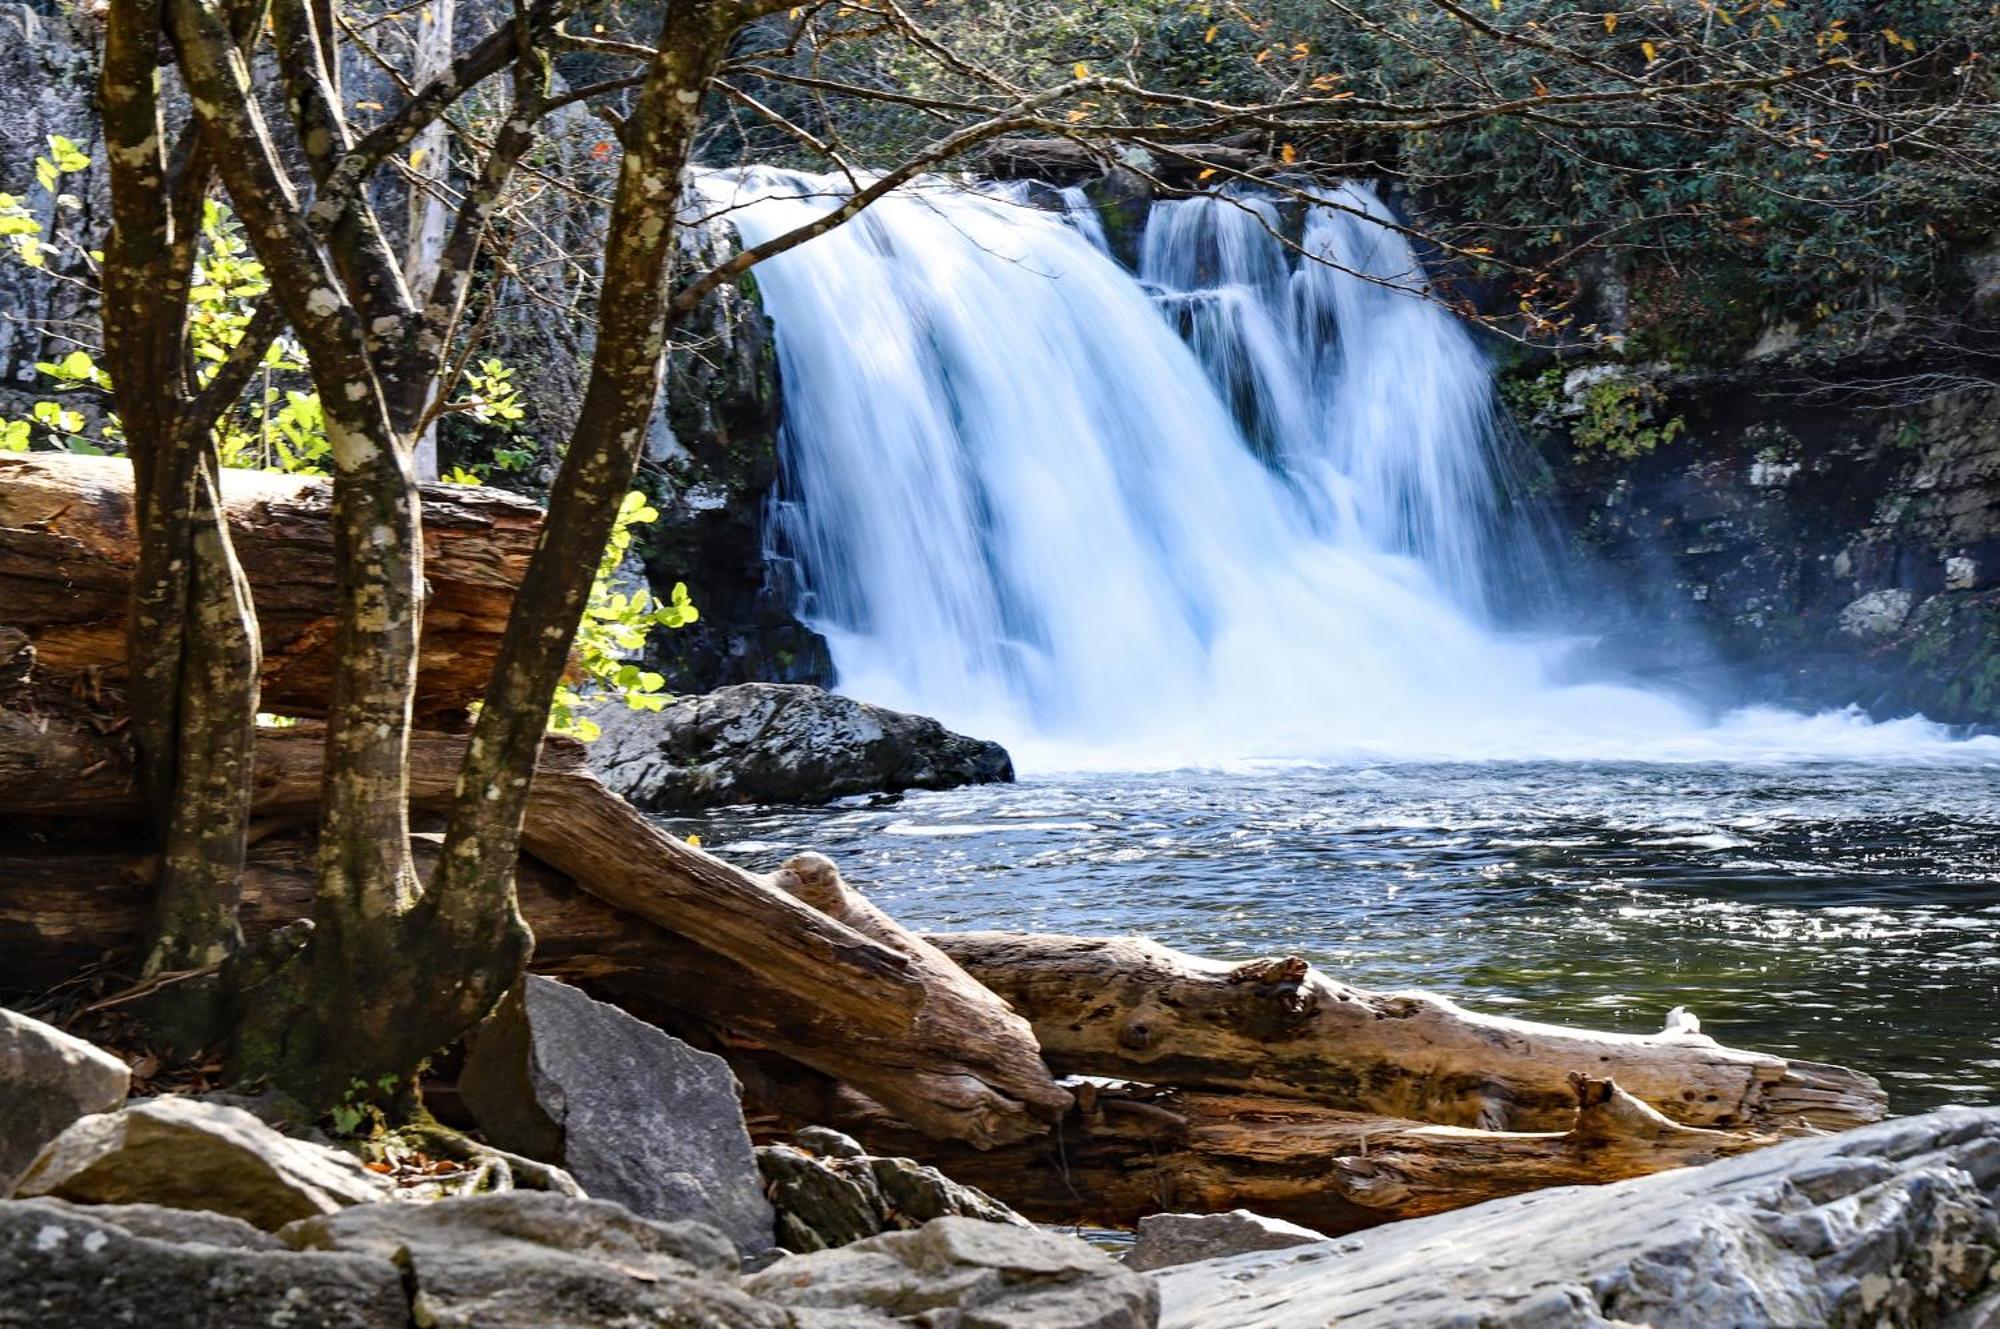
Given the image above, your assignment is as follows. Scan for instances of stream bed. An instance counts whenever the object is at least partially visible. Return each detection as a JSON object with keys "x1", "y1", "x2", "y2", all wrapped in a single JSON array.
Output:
[{"x1": 654, "y1": 759, "x2": 2000, "y2": 1114}]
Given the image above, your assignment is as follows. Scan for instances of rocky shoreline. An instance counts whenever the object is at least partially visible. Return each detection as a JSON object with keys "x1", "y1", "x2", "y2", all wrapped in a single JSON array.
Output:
[{"x1": 7, "y1": 993, "x2": 2000, "y2": 1327}]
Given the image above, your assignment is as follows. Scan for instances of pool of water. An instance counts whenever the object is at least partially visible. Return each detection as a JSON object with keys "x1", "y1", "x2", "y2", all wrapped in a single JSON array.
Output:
[{"x1": 653, "y1": 760, "x2": 2000, "y2": 1114}]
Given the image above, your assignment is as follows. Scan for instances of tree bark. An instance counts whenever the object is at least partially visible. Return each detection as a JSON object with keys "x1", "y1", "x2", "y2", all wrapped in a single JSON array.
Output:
[
  {"x1": 97, "y1": 0, "x2": 263, "y2": 977},
  {"x1": 924, "y1": 932, "x2": 1887, "y2": 1134},
  {"x1": 0, "y1": 451, "x2": 543, "y2": 719}
]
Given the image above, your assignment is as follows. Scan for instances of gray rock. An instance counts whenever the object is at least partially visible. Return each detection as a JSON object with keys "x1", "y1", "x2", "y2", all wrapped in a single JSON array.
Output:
[
  {"x1": 1124, "y1": 1209, "x2": 1329, "y2": 1272},
  {"x1": 1153, "y1": 1106, "x2": 2000, "y2": 1328},
  {"x1": 0, "y1": 1196, "x2": 408, "y2": 1328},
  {"x1": 1838, "y1": 587, "x2": 1917, "y2": 639},
  {"x1": 759, "y1": 1140, "x2": 1030, "y2": 1253},
  {"x1": 0, "y1": 1006, "x2": 129, "y2": 1192},
  {"x1": 745, "y1": 1215, "x2": 1160, "y2": 1329},
  {"x1": 591, "y1": 682, "x2": 1013, "y2": 810},
  {"x1": 13, "y1": 1095, "x2": 391, "y2": 1230},
  {"x1": 459, "y1": 974, "x2": 776, "y2": 1255},
  {"x1": 283, "y1": 1191, "x2": 784, "y2": 1329}
]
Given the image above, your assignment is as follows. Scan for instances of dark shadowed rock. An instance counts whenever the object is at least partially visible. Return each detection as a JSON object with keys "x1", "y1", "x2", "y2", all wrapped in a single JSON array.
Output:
[
  {"x1": 0, "y1": 1197, "x2": 408, "y2": 1328},
  {"x1": 591, "y1": 683, "x2": 1014, "y2": 810},
  {"x1": 1124, "y1": 1209, "x2": 1329, "y2": 1272},
  {"x1": 1153, "y1": 1106, "x2": 2000, "y2": 1328},
  {"x1": 744, "y1": 1215, "x2": 1160, "y2": 1329},
  {"x1": 13, "y1": 1096, "x2": 389, "y2": 1230},
  {"x1": 458, "y1": 974, "x2": 775, "y2": 1255},
  {"x1": 759, "y1": 1138, "x2": 1030, "y2": 1253},
  {"x1": 283, "y1": 1191, "x2": 784, "y2": 1329},
  {"x1": 0, "y1": 1006, "x2": 129, "y2": 1193}
]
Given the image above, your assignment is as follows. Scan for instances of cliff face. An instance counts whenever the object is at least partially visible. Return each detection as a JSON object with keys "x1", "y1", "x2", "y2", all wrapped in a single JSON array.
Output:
[
  {"x1": 638, "y1": 228, "x2": 830, "y2": 692},
  {"x1": 1530, "y1": 366, "x2": 2000, "y2": 727}
]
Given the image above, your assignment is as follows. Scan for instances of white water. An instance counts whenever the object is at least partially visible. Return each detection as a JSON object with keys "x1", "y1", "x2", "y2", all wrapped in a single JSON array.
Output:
[{"x1": 691, "y1": 169, "x2": 1999, "y2": 770}]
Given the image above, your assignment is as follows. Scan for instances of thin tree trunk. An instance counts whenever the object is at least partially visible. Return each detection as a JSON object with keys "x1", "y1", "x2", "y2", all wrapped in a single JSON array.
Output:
[
  {"x1": 98, "y1": 0, "x2": 263, "y2": 977},
  {"x1": 403, "y1": 0, "x2": 453, "y2": 483},
  {"x1": 422, "y1": 0, "x2": 744, "y2": 1010}
]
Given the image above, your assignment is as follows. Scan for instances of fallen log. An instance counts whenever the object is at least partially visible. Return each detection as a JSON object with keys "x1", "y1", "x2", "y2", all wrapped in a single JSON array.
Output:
[
  {"x1": 0, "y1": 711, "x2": 1069, "y2": 1147},
  {"x1": 1, "y1": 833, "x2": 1779, "y2": 1235},
  {"x1": 817, "y1": 1072, "x2": 1774, "y2": 1234},
  {"x1": 0, "y1": 451, "x2": 543, "y2": 718},
  {"x1": 925, "y1": 932, "x2": 1886, "y2": 1134}
]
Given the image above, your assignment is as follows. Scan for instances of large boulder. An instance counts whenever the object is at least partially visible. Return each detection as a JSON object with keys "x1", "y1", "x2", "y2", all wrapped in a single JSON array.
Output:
[
  {"x1": 1152, "y1": 1106, "x2": 2000, "y2": 1328},
  {"x1": 458, "y1": 974, "x2": 776, "y2": 1255},
  {"x1": 0, "y1": 1006, "x2": 129, "y2": 1192},
  {"x1": 591, "y1": 682, "x2": 1014, "y2": 810},
  {"x1": 0, "y1": 1197, "x2": 409, "y2": 1328},
  {"x1": 758, "y1": 1129, "x2": 1031, "y2": 1253},
  {"x1": 744, "y1": 1215, "x2": 1160, "y2": 1329},
  {"x1": 12, "y1": 1096, "x2": 390, "y2": 1230},
  {"x1": 1123, "y1": 1209, "x2": 1329, "y2": 1272},
  {"x1": 282, "y1": 1191, "x2": 783, "y2": 1329}
]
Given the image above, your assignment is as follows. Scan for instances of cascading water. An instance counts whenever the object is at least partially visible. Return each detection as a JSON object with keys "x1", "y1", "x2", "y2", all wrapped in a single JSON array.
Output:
[{"x1": 691, "y1": 168, "x2": 1996, "y2": 767}]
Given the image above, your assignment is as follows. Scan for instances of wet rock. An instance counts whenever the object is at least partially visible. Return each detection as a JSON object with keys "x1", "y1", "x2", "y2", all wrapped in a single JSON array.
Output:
[
  {"x1": 1124, "y1": 1209, "x2": 1329, "y2": 1272},
  {"x1": 458, "y1": 974, "x2": 776, "y2": 1255},
  {"x1": 1152, "y1": 1106, "x2": 2000, "y2": 1328},
  {"x1": 283, "y1": 1191, "x2": 784, "y2": 1329},
  {"x1": 592, "y1": 682, "x2": 1013, "y2": 810},
  {"x1": 759, "y1": 1138, "x2": 1029, "y2": 1253},
  {"x1": 744, "y1": 1215, "x2": 1160, "y2": 1329},
  {"x1": 13, "y1": 1096, "x2": 390, "y2": 1230},
  {"x1": 0, "y1": 1006, "x2": 129, "y2": 1192},
  {"x1": 0, "y1": 1196, "x2": 408, "y2": 1328},
  {"x1": 642, "y1": 213, "x2": 832, "y2": 692},
  {"x1": 1838, "y1": 587, "x2": 1918, "y2": 640}
]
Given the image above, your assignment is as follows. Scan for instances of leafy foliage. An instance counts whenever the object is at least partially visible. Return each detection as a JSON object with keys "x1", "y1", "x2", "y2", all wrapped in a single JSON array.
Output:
[{"x1": 548, "y1": 490, "x2": 699, "y2": 741}]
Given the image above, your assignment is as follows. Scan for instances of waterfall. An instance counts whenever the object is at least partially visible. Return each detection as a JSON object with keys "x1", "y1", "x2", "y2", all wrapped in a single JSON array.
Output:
[{"x1": 690, "y1": 168, "x2": 1993, "y2": 767}]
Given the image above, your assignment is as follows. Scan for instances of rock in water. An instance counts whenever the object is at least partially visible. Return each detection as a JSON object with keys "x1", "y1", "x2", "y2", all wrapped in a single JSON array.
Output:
[
  {"x1": 1124, "y1": 1209, "x2": 1330, "y2": 1272},
  {"x1": 458, "y1": 974, "x2": 776, "y2": 1255},
  {"x1": 0, "y1": 1198, "x2": 408, "y2": 1329},
  {"x1": 590, "y1": 682, "x2": 1013, "y2": 810},
  {"x1": 13, "y1": 1096, "x2": 390, "y2": 1230},
  {"x1": 1152, "y1": 1106, "x2": 2000, "y2": 1328},
  {"x1": 0, "y1": 1006, "x2": 130, "y2": 1192},
  {"x1": 743, "y1": 1215, "x2": 1160, "y2": 1329}
]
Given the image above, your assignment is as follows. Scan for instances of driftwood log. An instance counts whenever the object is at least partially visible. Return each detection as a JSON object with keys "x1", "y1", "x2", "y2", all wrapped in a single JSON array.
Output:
[
  {"x1": 923, "y1": 933, "x2": 1886, "y2": 1134},
  {"x1": 0, "y1": 703, "x2": 1890, "y2": 1230},
  {"x1": 0, "y1": 451, "x2": 542, "y2": 718},
  {"x1": 0, "y1": 830, "x2": 1787, "y2": 1235},
  {"x1": 0, "y1": 710, "x2": 1069, "y2": 1147}
]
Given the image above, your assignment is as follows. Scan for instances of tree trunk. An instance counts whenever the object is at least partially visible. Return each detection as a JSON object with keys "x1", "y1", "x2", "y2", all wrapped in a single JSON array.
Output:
[
  {"x1": 401, "y1": 0, "x2": 453, "y2": 484},
  {"x1": 924, "y1": 932, "x2": 1887, "y2": 1134},
  {"x1": 0, "y1": 451, "x2": 544, "y2": 719},
  {"x1": 421, "y1": 0, "x2": 745, "y2": 992}
]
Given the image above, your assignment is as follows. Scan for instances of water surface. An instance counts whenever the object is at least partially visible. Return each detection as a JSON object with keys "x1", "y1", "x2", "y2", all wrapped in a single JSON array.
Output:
[{"x1": 659, "y1": 760, "x2": 2000, "y2": 1114}]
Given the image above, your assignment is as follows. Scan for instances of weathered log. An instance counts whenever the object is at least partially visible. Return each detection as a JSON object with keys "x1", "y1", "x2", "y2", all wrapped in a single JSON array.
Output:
[
  {"x1": 0, "y1": 451, "x2": 543, "y2": 718},
  {"x1": 0, "y1": 835, "x2": 1779, "y2": 1235},
  {"x1": 0, "y1": 712, "x2": 1069, "y2": 1147},
  {"x1": 838, "y1": 1074, "x2": 1773, "y2": 1234},
  {"x1": 924, "y1": 932, "x2": 1887, "y2": 1134}
]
